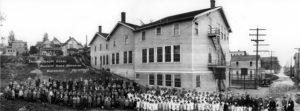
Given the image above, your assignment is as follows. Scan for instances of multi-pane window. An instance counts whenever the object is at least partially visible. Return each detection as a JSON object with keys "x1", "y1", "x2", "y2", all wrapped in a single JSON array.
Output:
[
  {"x1": 149, "y1": 48, "x2": 154, "y2": 63},
  {"x1": 112, "y1": 53, "x2": 115, "y2": 64},
  {"x1": 116, "y1": 53, "x2": 119, "y2": 64},
  {"x1": 157, "y1": 47, "x2": 163, "y2": 62},
  {"x1": 142, "y1": 49, "x2": 147, "y2": 63},
  {"x1": 194, "y1": 22, "x2": 199, "y2": 35},
  {"x1": 165, "y1": 46, "x2": 171, "y2": 62},
  {"x1": 174, "y1": 75, "x2": 181, "y2": 87},
  {"x1": 142, "y1": 31, "x2": 146, "y2": 41},
  {"x1": 196, "y1": 75, "x2": 201, "y2": 87},
  {"x1": 125, "y1": 35, "x2": 129, "y2": 45},
  {"x1": 156, "y1": 27, "x2": 162, "y2": 35},
  {"x1": 107, "y1": 55, "x2": 109, "y2": 65},
  {"x1": 165, "y1": 74, "x2": 172, "y2": 86},
  {"x1": 173, "y1": 23, "x2": 180, "y2": 36},
  {"x1": 103, "y1": 56, "x2": 105, "y2": 65},
  {"x1": 124, "y1": 51, "x2": 127, "y2": 64},
  {"x1": 149, "y1": 74, "x2": 155, "y2": 85},
  {"x1": 129, "y1": 51, "x2": 132, "y2": 63},
  {"x1": 157, "y1": 74, "x2": 163, "y2": 86},
  {"x1": 95, "y1": 56, "x2": 97, "y2": 65},
  {"x1": 173, "y1": 45, "x2": 180, "y2": 62}
]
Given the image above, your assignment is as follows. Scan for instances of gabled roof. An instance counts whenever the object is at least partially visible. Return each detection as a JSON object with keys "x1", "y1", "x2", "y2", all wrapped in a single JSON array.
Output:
[
  {"x1": 63, "y1": 37, "x2": 83, "y2": 47},
  {"x1": 231, "y1": 55, "x2": 261, "y2": 62},
  {"x1": 52, "y1": 37, "x2": 61, "y2": 44},
  {"x1": 106, "y1": 22, "x2": 139, "y2": 40},
  {"x1": 135, "y1": 7, "x2": 232, "y2": 32},
  {"x1": 89, "y1": 32, "x2": 109, "y2": 46}
]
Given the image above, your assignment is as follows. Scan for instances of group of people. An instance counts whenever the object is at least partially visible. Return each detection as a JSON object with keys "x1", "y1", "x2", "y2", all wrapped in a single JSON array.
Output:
[
  {"x1": 3, "y1": 76, "x2": 295, "y2": 111},
  {"x1": 4, "y1": 76, "x2": 141, "y2": 110},
  {"x1": 129, "y1": 88, "x2": 295, "y2": 111}
]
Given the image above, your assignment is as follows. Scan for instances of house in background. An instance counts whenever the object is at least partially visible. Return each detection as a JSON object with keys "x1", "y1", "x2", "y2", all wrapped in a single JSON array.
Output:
[
  {"x1": 6, "y1": 40, "x2": 28, "y2": 56},
  {"x1": 5, "y1": 47, "x2": 17, "y2": 56},
  {"x1": 36, "y1": 37, "x2": 62, "y2": 56},
  {"x1": 90, "y1": 0, "x2": 232, "y2": 91},
  {"x1": 230, "y1": 50, "x2": 247, "y2": 56},
  {"x1": 62, "y1": 37, "x2": 83, "y2": 56},
  {"x1": 230, "y1": 55, "x2": 261, "y2": 89}
]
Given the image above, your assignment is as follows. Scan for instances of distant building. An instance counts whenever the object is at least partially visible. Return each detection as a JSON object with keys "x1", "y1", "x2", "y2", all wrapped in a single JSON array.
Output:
[
  {"x1": 230, "y1": 55, "x2": 261, "y2": 89},
  {"x1": 62, "y1": 37, "x2": 83, "y2": 56},
  {"x1": 294, "y1": 53, "x2": 300, "y2": 81},
  {"x1": 5, "y1": 47, "x2": 17, "y2": 56},
  {"x1": 261, "y1": 56, "x2": 280, "y2": 74},
  {"x1": 36, "y1": 37, "x2": 62, "y2": 56},
  {"x1": 6, "y1": 40, "x2": 28, "y2": 56},
  {"x1": 230, "y1": 50, "x2": 247, "y2": 56},
  {"x1": 90, "y1": 3, "x2": 232, "y2": 91}
]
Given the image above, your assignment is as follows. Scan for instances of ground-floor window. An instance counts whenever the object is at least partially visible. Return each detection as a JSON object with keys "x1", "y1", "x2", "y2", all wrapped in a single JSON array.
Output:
[
  {"x1": 165, "y1": 74, "x2": 172, "y2": 86},
  {"x1": 94, "y1": 56, "x2": 97, "y2": 65},
  {"x1": 157, "y1": 74, "x2": 163, "y2": 86},
  {"x1": 174, "y1": 75, "x2": 181, "y2": 87},
  {"x1": 116, "y1": 53, "x2": 119, "y2": 64},
  {"x1": 149, "y1": 74, "x2": 155, "y2": 85},
  {"x1": 196, "y1": 75, "x2": 201, "y2": 87}
]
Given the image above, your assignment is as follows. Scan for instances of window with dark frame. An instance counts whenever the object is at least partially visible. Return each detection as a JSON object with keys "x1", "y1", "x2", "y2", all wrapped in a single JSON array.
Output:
[
  {"x1": 116, "y1": 53, "x2": 119, "y2": 64},
  {"x1": 173, "y1": 45, "x2": 180, "y2": 62},
  {"x1": 149, "y1": 48, "x2": 154, "y2": 63},
  {"x1": 196, "y1": 75, "x2": 201, "y2": 87},
  {"x1": 165, "y1": 74, "x2": 172, "y2": 86},
  {"x1": 112, "y1": 53, "x2": 115, "y2": 64},
  {"x1": 208, "y1": 53, "x2": 212, "y2": 63},
  {"x1": 100, "y1": 44, "x2": 102, "y2": 51},
  {"x1": 113, "y1": 40, "x2": 116, "y2": 47},
  {"x1": 173, "y1": 23, "x2": 180, "y2": 36},
  {"x1": 250, "y1": 61, "x2": 253, "y2": 66},
  {"x1": 142, "y1": 31, "x2": 146, "y2": 41},
  {"x1": 100, "y1": 56, "x2": 102, "y2": 66},
  {"x1": 103, "y1": 55, "x2": 105, "y2": 65},
  {"x1": 106, "y1": 43, "x2": 108, "y2": 50},
  {"x1": 129, "y1": 51, "x2": 132, "y2": 63},
  {"x1": 174, "y1": 75, "x2": 181, "y2": 87},
  {"x1": 124, "y1": 51, "x2": 127, "y2": 64},
  {"x1": 157, "y1": 74, "x2": 163, "y2": 86},
  {"x1": 142, "y1": 49, "x2": 147, "y2": 63},
  {"x1": 156, "y1": 27, "x2": 162, "y2": 35},
  {"x1": 165, "y1": 46, "x2": 171, "y2": 62},
  {"x1": 125, "y1": 35, "x2": 129, "y2": 45},
  {"x1": 106, "y1": 55, "x2": 108, "y2": 65},
  {"x1": 149, "y1": 74, "x2": 155, "y2": 85},
  {"x1": 157, "y1": 47, "x2": 163, "y2": 62},
  {"x1": 95, "y1": 56, "x2": 97, "y2": 65},
  {"x1": 94, "y1": 46, "x2": 96, "y2": 52},
  {"x1": 236, "y1": 61, "x2": 239, "y2": 66}
]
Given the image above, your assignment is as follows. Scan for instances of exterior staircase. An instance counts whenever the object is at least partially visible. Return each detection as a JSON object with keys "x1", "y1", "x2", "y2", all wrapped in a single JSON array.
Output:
[{"x1": 207, "y1": 28, "x2": 227, "y2": 91}]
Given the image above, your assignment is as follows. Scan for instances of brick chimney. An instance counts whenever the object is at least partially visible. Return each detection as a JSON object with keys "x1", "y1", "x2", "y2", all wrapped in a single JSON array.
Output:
[
  {"x1": 121, "y1": 12, "x2": 126, "y2": 23},
  {"x1": 210, "y1": 0, "x2": 215, "y2": 8},
  {"x1": 98, "y1": 25, "x2": 102, "y2": 33}
]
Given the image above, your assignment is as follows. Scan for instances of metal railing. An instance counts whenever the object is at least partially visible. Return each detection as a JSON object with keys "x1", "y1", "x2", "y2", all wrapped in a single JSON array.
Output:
[{"x1": 208, "y1": 28, "x2": 220, "y2": 37}]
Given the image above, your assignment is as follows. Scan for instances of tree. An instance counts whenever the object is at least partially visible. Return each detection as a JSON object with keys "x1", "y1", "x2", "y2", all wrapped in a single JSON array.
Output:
[
  {"x1": 29, "y1": 46, "x2": 38, "y2": 54},
  {"x1": 55, "y1": 50, "x2": 63, "y2": 56},
  {"x1": 8, "y1": 30, "x2": 15, "y2": 42},
  {"x1": 43, "y1": 33, "x2": 49, "y2": 42}
]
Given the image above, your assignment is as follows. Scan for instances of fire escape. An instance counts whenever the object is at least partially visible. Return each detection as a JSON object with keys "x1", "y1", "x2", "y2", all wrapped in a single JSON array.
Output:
[{"x1": 207, "y1": 27, "x2": 226, "y2": 91}]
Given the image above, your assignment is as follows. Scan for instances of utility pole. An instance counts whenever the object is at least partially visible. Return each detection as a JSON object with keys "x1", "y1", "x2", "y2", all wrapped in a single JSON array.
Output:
[{"x1": 250, "y1": 27, "x2": 266, "y2": 89}]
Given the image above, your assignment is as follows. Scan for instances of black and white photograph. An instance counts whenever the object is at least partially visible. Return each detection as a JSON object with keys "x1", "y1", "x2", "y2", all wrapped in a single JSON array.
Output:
[{"x1": 0, "y1": 0, "x2": 299, "y2": 111}]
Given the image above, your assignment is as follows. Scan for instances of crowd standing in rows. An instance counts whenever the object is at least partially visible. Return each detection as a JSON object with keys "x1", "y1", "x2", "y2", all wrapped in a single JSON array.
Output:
[{"x1": 3, "y1": 77, "x2": 295, "y2": 111}]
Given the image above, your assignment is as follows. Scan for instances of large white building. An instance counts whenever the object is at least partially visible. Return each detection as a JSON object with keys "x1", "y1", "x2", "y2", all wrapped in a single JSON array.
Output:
[{"x1": 90, "y1": 3, "x2": 232, "y2": 91}]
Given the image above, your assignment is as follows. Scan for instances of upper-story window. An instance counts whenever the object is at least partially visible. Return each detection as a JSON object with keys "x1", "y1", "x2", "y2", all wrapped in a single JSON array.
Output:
[
  {"x1": 149, "y1": 48, "x2": 154, "y2": 63},
  {"x1": 156, "y1": 27, "x2": 162, "y2": 35},
  {"x1": 142, "y1": 49, "x2": 147, "y2": 63},
  {"x1": 94, "y1": 46, "x2": 96, "y2": 52},
  {"x1": 194, "y1": 22, "x2": 199, "y2": 35},
  {"x1": 173, "y1": 45, "x2": 180, "y2": 62},
  {"x1": 165, "y1": 46, "x2": 171, "y2": 62},
  {"x1": 142, "y1": 31, "x2": 146, "y2": 41},
  {"x1": 250, "y1": 61, "x2": 253, "y2": 66},
  {"x1": 113, "y1": 40, "x2": 116, "y2": 47},
  {"x1": 173, "y1": 23, "x2": 180, "y2": 36},
  {"x1": 236, "y1": 61, "x2": 239, "y2": 66},
  {"x1": 100, "y1": 44, "x2": 102, "y2": 51},
  {"x1": 125, "y1": 35, "x2": 129, "y2": 45},
  {"x1": 106, "y1": 43, "x2": 108, "y2": 50}
]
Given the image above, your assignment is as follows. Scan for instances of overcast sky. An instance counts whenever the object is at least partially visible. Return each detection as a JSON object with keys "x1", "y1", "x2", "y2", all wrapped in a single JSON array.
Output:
[{"x1": 1, "y1": 0, "x2": 300, "y2": 66}]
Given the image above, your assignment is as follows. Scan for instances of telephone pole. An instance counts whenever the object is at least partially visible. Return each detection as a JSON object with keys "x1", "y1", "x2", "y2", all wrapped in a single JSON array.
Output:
[{"x1": 250, "y1": 27, "x2": 266, "y2": 89}]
